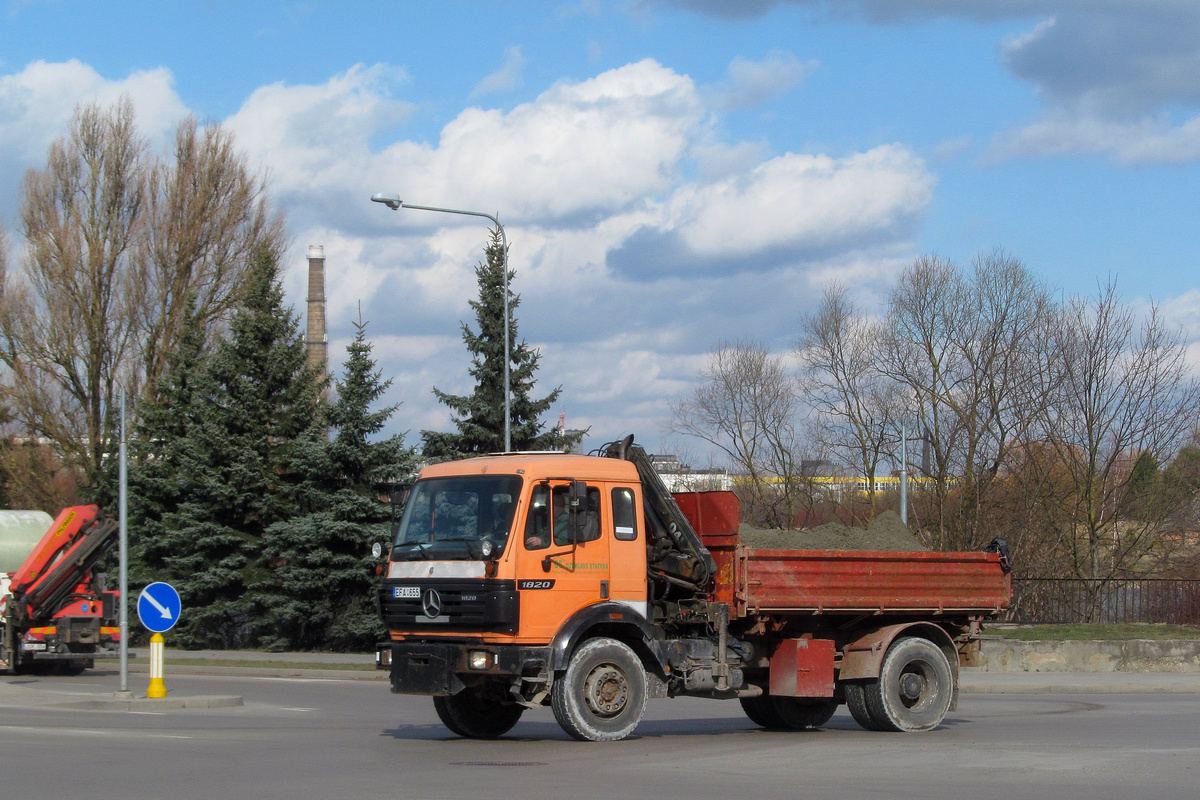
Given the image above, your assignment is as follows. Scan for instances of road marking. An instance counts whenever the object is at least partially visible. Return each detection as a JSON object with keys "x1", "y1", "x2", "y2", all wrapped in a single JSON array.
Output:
[
  {"x1": 280, "y1": 707, "x2": 318, "y2": 712},
  {"x1": 0, "y1": 725, "x2": 191, "y2": 739}
]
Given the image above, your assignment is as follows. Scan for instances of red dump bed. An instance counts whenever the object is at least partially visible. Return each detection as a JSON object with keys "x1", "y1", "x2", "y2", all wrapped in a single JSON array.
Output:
[
  {"x1": 673, "y1": 490, "x2": 1012, "y2": 619},
  {"x1": 730, "y1": 548, "x2": 1010, "y2": 617}
]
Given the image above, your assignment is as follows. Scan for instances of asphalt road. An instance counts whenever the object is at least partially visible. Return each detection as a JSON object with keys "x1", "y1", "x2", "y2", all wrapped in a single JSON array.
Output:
[{"x1": 2, "y1": 670, "x2": 1197, "y2": 800}]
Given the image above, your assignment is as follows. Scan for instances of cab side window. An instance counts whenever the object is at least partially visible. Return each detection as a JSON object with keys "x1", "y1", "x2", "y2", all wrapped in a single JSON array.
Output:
[
  {"x1": 578, "y1": 488, "x2": 601, "y2": 543},
  {"x1": 524, "y1": 485, "x2": 552, "y2": 550},
  {"x1": 612, "y1": 487, "x2": 638, "y2": 541},
  {"x1": 524, "y1": 484, "x2": 602, "y2": 548}
]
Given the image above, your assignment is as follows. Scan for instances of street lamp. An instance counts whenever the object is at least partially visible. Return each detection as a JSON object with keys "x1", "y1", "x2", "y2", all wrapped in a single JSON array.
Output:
[{"x1": 371, "y1": 192, "x2": 512, "y2": 452}]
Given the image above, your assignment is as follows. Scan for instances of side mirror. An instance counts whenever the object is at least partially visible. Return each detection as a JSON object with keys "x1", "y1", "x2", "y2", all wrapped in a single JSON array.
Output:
[
  {"x1": 569, "y1": 480, "x2": 588, "y2": 510},
  {"x1": 569, "y1": 480, "x2": 590, "y2": 542}
]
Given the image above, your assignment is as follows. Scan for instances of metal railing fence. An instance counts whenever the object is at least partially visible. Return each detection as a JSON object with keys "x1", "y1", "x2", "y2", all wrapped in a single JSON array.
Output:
[{"x1": 1005, "y1": 578, "x2": 1200, "y2": 625}]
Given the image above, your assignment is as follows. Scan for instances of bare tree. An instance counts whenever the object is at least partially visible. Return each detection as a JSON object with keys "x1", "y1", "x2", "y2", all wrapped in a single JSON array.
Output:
[
  {"x1": 670, "y1": 340, "x2": 807, "y2": 527},
  {"x1": 0, "y1": 98, "x2": 147, "y2": 482},
  {"x1": 137, "y1": 116, "x2": 286, "y2": 400},
  {"x1": 880, "y1": 255, "x2": 969, "y2": 545},
  {"x1": 797, "y1": 282, "x2": 902, "y2": 523},
  {"x1": 1034, "y1": 282, "x2": 1200, "y2": 600},
  {"x1": 0, "y1": 99, "x2": 286, "y2": 490},
  {"x1": 881, "y1": 251, "x2": 1055, "y2": 548}
]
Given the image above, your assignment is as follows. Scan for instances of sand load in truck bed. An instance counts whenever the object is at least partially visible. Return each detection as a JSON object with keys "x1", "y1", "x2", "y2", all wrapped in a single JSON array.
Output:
[{"x1": 738, "y1": 511, "x2": 929, "y2": 552}]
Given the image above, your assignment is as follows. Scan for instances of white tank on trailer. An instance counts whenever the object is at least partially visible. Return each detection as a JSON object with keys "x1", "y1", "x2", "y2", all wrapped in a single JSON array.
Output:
[{"x1": 0, "y1": 510, "x2": 54, "y2": 574}]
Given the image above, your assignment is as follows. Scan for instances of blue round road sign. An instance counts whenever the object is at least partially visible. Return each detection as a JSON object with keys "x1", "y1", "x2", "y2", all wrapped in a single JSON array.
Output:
[{"x1": 138, "y1": 582, "x2": 182, "y2": 633}]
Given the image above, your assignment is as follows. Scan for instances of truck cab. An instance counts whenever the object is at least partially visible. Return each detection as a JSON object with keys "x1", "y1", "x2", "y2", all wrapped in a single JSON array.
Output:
[{"x1": 378, "y1": 455, "x2": 658, "y2": 729}]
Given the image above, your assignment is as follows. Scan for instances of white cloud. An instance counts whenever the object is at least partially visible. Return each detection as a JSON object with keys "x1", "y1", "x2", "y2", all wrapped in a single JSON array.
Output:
[
  {"x1": 427, "y1": 59, "x2": 704, "y2": 221},
  {"x1": 1156, "y1": 289, "x2": 1200, "y2": 341},
  {"x1": 673, "y1": 145, "x2": 932, "y2": 257},
  {"x1": 471, "y1": 46, "x2": 527, "y2": 97},
  {"x1": 0, "y1": 60, "x2": 188, "y2": 211},
  {"x1": 0, "y1": 59, "x2": 186, "y2": 156},
  {"x1": 225, "y1": 63, "x2": 414, "y2": 203},
  {"x1": 710, "y1": 49, "x2": 818, "y2": 110},
  {"x1": 229, "y1": 59, "x2": 703, "y2": 227},
  {"x1": 988, "y1": 112, "x2": 1200, "y2": 165}
]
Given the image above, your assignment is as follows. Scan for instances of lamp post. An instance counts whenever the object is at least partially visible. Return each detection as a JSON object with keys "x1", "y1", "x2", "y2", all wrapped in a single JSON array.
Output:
[{"x1": 371, "y1": 192, "x2": 511, "y2": 452}]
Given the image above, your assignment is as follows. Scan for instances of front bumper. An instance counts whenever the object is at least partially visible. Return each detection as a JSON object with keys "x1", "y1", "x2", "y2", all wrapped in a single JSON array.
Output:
[{"x1": 376, "y1": 641, "x2": 552, "y2": 696}]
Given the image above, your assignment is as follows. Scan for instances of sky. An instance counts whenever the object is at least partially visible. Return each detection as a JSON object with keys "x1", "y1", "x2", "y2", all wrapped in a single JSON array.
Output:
[{"x1": 2, "y1": 0, "x2": 1199, "y2": 460}]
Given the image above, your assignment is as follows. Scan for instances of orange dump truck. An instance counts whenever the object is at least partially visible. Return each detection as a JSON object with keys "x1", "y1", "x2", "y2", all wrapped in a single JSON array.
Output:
[{"x1": 376, "y1": 438, "x2": 1011, "y2": 741}]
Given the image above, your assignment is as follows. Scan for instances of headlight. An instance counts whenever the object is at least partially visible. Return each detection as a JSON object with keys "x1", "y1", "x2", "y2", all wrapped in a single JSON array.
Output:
[
  {"x1": 467, "y1": 650, "x2": 495, "y2": 670},
  {"x1": 480, "y1": 540, "x2": 494, "y2": 558}
]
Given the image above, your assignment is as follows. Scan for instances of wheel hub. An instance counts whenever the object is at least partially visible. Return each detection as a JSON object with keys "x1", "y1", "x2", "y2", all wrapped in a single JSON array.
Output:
[
  {"x1": 899, "y1": 672, "x2": 926, "y2": 702},
  {"x1": 584, "y1": 665, "x2": 628, "y2": 717}
]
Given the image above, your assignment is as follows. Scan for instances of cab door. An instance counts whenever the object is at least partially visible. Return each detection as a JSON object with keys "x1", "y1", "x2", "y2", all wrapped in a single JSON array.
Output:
[
  {"x1": 515, "y1": 481, "x2": 610, "y2": 643},
  {"x1": 606, "y1": 484, "x2": 648, "y2": 617}
]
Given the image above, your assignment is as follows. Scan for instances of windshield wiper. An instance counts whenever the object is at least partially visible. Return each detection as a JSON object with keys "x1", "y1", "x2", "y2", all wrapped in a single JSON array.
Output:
[{"x1": 397, "y1": 541, "x2": 431, "y2": 560}]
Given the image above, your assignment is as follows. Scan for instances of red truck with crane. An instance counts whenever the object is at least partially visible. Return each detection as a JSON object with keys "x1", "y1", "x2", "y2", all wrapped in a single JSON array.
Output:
[
  {"x1": 375, "y1": 437, "x2": 1012, "y2": 741},
  {"x1": 1, "y1": 505, "x2": 122, "y2": 674}
]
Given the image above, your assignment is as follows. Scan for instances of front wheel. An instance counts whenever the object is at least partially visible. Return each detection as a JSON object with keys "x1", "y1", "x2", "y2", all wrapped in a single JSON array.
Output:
[
  {"x1": 433, "y1": 681, "x2": 525, "y2": 739},
  {"x1": 861, "y1": 637, "x2": 954, "y2": 732},
  {"x1": 552, "y1": 637, "x2": 647, "y2": 742}
]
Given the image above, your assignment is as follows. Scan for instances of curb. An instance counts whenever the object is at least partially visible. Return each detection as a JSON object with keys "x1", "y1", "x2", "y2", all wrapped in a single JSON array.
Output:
[
  {"x1": 959, "y1": 682, "x2": 1200, "y2": 695},
  {"x1": 58, "y1": 695, "x2": 244, "y2": 710}
]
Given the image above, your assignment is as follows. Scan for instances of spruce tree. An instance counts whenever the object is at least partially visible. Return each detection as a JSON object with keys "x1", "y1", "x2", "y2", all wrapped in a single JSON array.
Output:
[
  {"x1": 257, "y1": 319, "x2": 416, "y2": 650},
  {"x1": 423, "y1": 228, "x2": 573, "y2": 458},
  {"x1": 129, "y1": 249, "x2": 323, "y2": 648}
]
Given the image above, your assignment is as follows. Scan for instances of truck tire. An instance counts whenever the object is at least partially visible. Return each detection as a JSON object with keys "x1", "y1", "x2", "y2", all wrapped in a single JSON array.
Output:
[
  {"x1": 862, "y1": 637, "x2": 954, "y2": 732},
  {"x1": 844, "y1": 682, "x2": 886, "y2": 731},
  {"x1": 552, "y1": 637, "x2": 647, "y2": 742},
  {"x1": 432, "y1": 682, "x2": 525, "y2": 739},
  {"x1": 772, "y1": 697, "x2": 839, "y2": 730},
  {"x1": 740, "y1": 694, "x2": 787, "y2": 729}
]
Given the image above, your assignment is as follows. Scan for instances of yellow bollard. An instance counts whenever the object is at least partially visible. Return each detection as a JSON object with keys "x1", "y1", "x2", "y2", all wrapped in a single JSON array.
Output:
[{"x1": 147, "y1": 632, "x2": 167, "y2": 698}]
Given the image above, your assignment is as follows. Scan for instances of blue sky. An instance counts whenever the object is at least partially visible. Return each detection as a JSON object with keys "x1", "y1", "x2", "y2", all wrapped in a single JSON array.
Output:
[{"x1": 2, "y1": 0, "x2": 1199, "y2": 458}]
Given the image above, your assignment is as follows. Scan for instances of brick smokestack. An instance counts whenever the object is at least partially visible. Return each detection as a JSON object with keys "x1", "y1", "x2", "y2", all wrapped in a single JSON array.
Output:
[{"x1": 306, "y1": 245, "x2": 328, "y2": 384}]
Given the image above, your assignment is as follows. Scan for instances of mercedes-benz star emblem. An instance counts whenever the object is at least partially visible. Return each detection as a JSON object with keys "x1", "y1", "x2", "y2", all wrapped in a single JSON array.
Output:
[{"x1": 421, "y1": 588, "x2": 443, "y2": 619}]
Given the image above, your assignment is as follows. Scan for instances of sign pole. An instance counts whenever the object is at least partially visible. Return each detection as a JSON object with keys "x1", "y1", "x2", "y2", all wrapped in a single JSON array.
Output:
[{"x1": 117, "y1": 392, "x2": 132, "y2": 698}]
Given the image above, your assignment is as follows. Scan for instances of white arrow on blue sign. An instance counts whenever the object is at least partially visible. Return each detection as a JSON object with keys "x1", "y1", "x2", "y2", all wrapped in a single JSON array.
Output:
[{"x1": 138, "y1": 582, "x2": 182, "y2": 633}]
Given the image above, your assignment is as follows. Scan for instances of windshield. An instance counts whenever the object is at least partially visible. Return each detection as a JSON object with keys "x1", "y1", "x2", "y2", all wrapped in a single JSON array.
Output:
[{"x1": 391, "y1": 475, "x2": 522, "y2": 561}]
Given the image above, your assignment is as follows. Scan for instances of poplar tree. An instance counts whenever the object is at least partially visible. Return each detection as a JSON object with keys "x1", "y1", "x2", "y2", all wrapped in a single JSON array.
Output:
[{"x1": 423, "y1": 228, "x2": 572, "y2": 458}]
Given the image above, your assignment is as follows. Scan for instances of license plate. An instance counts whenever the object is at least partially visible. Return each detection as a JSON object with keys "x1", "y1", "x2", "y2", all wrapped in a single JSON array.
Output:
[
  {"x1": 22, "y1": 642, "x2": 47, "y2": 651},
  {"x1": 392, "y1": 586, "x2": 420, "y2": 599}
]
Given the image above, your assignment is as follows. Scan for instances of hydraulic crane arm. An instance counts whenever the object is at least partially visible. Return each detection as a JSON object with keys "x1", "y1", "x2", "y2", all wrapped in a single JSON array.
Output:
[
  {"x1": 603, "y1": 435, "x2": 716, "y2": 590},
  {"x1": 7, "y1": 506, "x2": 117, "y2": 623}
]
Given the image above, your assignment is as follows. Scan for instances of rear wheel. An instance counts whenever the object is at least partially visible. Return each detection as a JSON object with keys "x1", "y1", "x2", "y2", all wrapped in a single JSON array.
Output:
[
  {"x1": 552, "y1": 637, "x2": 647, "y2": 742},
  {"x1": 772, "y1": 697, "x2": 839, "y2": 730},
  {"x1": 432, "y1": 681, "x2": 525, "y2": 739},
  {"x1": 844, "y1": 681, "x2": 885, "y2": 731},
  {"x1": 862, "y1": 637, "x2": 954, "y2": 732},
  {"x1": 740, "y1": 694, "x2": 787, "y2": 729}
]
